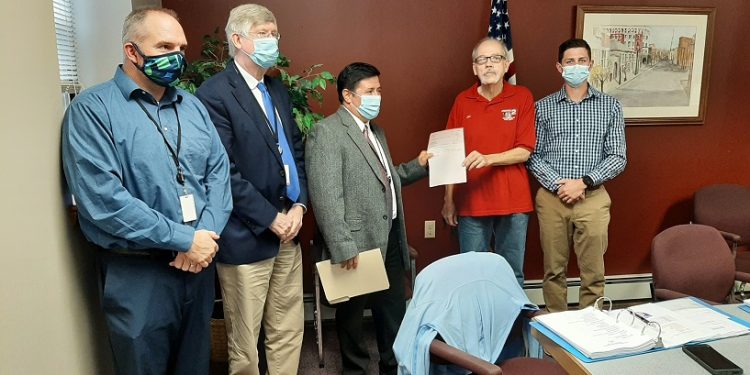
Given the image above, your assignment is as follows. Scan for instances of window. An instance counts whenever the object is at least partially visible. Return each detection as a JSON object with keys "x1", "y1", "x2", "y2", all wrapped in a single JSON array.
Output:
[{"x1": 52, "y1": 0, "x2": 80, "y2": 96}]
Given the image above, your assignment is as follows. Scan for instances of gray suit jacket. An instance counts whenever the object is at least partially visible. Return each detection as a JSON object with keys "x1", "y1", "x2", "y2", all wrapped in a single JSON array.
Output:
[{"x1": 306, "y1": 106, "x2": 427, "y2": 269}]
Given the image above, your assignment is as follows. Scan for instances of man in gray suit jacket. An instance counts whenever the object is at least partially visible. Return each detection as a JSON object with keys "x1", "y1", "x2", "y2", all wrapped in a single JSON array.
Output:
[{"x1": 306, "y1": 62, "x2": 430, "y2": 375}]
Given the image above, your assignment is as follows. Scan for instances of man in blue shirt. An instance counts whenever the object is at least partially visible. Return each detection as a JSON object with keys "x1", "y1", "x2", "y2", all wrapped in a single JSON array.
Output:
[
  {"x1": 528, "y1": 39, "x2": 627, "y2": 313},
  {"x1": 61, "y1": 8, "x2": 232, "y2": 374}
]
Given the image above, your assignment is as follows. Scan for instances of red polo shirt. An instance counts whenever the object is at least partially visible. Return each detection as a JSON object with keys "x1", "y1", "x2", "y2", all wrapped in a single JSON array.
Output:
[{"x1": 446, "y1": 82, "x2": 536, "y2": 216}]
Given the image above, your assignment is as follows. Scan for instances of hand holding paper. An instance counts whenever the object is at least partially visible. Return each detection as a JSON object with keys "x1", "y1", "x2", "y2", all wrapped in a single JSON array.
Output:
[{"x1": 427, "y1": 128, "x2": 467, "y2": 187}]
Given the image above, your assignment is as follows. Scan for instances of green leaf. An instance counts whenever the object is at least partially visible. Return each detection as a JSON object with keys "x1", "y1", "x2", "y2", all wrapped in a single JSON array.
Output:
[
  {"x1": 276, "y1": 53, "x2": 291, "y2": 68},
  {"x1": 182, "y1": 32, "x2": 331, "y2": 134},
  {"x1": 311, "y1": 90, "x2": 323, "y2": 103},
  {"x1": 303, "y1": 114, "x2": 315, "y2": 128}
]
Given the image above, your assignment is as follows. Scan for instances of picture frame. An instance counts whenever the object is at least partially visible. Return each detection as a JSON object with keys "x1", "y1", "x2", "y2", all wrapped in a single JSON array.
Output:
[{"x1": 576, "y1": 6, "x2": 716, "y2": 125}]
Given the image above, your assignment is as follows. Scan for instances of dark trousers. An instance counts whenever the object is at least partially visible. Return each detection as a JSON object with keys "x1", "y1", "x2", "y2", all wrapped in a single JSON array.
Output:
[
  {"x1": 99, "y1": 251, "x2": 215, "y2": 375},
  {"x1": 335, "y1": 223, "x2": 405, "y2": 375}
]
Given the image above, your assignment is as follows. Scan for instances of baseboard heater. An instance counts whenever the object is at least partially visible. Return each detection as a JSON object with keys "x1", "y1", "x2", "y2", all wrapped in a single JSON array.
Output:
[
  {"x1": 302, "y1": 273, "x2": 656, "y2": 322},
  {"x1": 521, "y1": 273, "x2": 654, "y2": 307}
]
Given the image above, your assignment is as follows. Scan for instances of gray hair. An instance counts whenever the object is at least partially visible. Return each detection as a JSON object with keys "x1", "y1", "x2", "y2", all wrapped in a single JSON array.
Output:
[
  {"x1": 122, "y1": 8, "x2": 179, "y2": 44},
  {"x1": 471, "y1": 37, "x2": 508, "y2": 60},
  {"x1": 225, "y1": 4, "x2": 277, "y2": 57}
]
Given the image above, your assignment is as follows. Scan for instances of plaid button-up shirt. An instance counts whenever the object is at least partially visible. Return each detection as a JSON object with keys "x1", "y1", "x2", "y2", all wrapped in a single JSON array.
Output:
[{"x1": 528, "y1": 86, "x2": 627, "y2": 192}]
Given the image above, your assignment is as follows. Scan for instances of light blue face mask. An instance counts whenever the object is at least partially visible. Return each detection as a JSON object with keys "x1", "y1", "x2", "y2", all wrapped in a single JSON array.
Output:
[
  {"x1": 242, "y1": 37, "x2": 279, "y2": 69},
  {"x1": 355, "y1": 94, "x2": 381, "y2": 120},
  {"x1": 562, "y1": 64, "x2": 590, "y2": 87}
]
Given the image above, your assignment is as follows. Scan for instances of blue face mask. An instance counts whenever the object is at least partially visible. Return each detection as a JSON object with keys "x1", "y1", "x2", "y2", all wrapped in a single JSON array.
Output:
[
  {"x1": 562, "y1": 64, "x2": 590, "y2": 88},
  {"x1": 355, "y1": 94, "x2": 381, "y2": 120},
  {"x1": 243, "y1": 37, "x2": 279, "y2": 69},
  {"x1": 132, "y1": 43, "x2": 186, "y2": 87}
]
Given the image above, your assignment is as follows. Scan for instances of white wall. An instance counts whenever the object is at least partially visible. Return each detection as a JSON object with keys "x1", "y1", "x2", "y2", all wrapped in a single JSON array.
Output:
[
  {"x1": 74, "y1": 0, "x2": 132, "y2": 88},
  {"x1": 132, "y1": 0, "x2": 162, "y2": 10},
  {"x1": 0, "y1": 1, "x2": 114, "y2": 373}
]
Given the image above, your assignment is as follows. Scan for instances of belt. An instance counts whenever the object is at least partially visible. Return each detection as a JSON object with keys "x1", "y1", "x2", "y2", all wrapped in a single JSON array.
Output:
[
  {"x1": 549, "y1": 184, "x2": 603, "y2": 195},
  {"x1": 105, "y1": 248, "x2": 177, "y2": 260}
]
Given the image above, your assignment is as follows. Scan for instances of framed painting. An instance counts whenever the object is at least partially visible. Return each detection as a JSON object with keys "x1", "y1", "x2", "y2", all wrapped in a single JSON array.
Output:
[{"x1": 576, "y1": 6, "x2": 716, "y2": 125}]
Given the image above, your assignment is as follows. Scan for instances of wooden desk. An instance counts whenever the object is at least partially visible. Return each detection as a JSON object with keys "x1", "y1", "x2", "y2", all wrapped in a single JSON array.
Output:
[{"x1": 532, "y1": 304, "x2": 750, "y2": 375}]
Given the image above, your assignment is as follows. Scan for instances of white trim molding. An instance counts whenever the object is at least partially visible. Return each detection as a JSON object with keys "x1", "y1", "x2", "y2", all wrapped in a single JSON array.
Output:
[
  {"x1": 522, "y1": 273, "x2": 654, "y2": 307},
  {"x1": 303, "y1": 273, "x2": 657, "y2": 321}
]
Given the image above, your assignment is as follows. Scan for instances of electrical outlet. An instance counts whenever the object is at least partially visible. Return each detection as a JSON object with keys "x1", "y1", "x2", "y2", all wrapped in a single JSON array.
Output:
[{"x1": 424, "y1": 220, "x2": 436, "y2": 239}]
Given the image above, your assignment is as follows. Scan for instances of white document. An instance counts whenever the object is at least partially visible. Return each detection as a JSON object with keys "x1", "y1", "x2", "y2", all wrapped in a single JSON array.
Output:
[
  {"x1": 620, "y1": 303, "x2": 712, "y2": 348},
  {"x1": 427, "y1": 128, "x2": 467, "y2": 187},
  {"x1": 536, "y1": 297, "x2": 750, "y2": 360},
  {"x1": 315, "y1": 248, "x2": 390, "y2": 304},
  {"x1": 637, "y1": 298, "x2": 750, "y2": 342},
  {"x1": 534, "y1": 306, "x2": 658, "y2": 359}
]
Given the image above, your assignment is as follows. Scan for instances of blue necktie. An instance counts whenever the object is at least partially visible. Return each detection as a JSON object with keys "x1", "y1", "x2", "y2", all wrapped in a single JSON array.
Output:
[{"x1": 257, "y1": 82, "x2": 300, "y2": 202}]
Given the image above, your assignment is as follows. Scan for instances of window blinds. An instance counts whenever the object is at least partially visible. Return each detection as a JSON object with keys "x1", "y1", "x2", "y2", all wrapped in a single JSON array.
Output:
[{"x1": 52, "y1": 0, "x2": 80, "y2": 90}]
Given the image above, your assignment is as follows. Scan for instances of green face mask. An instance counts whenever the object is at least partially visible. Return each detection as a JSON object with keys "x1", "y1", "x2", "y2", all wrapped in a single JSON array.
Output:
[{"x1": 132, "y1": 43, "x2": 187, "y2": 87}]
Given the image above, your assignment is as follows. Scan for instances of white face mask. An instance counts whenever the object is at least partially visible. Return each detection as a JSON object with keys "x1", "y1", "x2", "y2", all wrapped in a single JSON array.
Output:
[
  {"x1": 562, "y1": 64, "x2": 590, "y2": 87},
  {"x1": 240, "y1": 36, "x2": 279, "y2": 69},
  {"x1": 356, "y1": 94, "x2": 381, "y2": 120}
]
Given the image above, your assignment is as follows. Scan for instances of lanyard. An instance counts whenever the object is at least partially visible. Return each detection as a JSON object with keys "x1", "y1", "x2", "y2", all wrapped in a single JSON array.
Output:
[{"x1": 135, "y1": 100, "x2": 185, "y2": 185}]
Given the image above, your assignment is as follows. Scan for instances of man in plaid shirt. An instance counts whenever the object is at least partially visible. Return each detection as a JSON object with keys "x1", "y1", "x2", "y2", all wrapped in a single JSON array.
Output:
[{"x1": 528, "y1": 38, "x2": 627, "y2": 312}]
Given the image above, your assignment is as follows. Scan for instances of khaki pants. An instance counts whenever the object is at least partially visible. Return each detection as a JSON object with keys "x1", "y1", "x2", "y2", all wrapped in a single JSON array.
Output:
[
  {"x1": 535, "y1": 187, "x2": 611, "y2": 312},
  {"x1": 217, "y1": 241, "x2": 303, "y2": 375}
]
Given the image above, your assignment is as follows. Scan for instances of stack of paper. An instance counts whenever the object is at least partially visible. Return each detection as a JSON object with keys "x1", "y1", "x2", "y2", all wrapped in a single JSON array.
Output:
[
  {"x1": 533, "y1": 297, "x2": 750, "y2": 361},
  {"x1": 625, "y1": 298, "x2": 749, "y2": 347},
  {"x1": 534, "y1": 307, "x2": 658, "y2": 359}
]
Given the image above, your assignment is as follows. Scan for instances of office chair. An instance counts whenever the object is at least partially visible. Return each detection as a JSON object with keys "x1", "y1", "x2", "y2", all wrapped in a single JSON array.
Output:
[
  {"x1": 393, "y1": 252, "x2": 566, "y2": 375},
  {"x1": 651, "y1": 224, "x2": 750, "y2": 304},
  {"x1": 429, "y1": 339, "x2": 566, "y2": 375},
  {"x1": 309, "y1": 238, "x2": 418, "y2": 368},
  {"x1": 693, "y1": 184, "x2": 750, "y2": 284}
]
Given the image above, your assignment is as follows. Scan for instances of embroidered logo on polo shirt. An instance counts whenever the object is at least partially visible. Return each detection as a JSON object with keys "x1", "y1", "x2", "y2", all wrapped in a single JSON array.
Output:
[{"x1": 501, "y1": 109, "x2": 517, "y2": 121}]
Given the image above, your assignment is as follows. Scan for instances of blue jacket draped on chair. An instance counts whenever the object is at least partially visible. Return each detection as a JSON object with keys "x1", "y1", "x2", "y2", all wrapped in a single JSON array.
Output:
[{"x1": 394, "y1": 252, "x2": 539, "y2": 374}]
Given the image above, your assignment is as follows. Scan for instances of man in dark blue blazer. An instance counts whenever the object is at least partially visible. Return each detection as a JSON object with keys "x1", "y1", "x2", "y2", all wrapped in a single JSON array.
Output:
[{"x1": 195, "y1": 4, "x2": 307, "y2": 374}]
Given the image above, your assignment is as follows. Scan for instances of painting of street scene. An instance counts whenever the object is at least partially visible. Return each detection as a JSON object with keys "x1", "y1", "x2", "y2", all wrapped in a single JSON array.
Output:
[
  {"x1": 577, "y1": 7, "x2": 713, "y2": 124},
  {"x1": 587, "y1": 25, "x2": 697, "y2": 108}
]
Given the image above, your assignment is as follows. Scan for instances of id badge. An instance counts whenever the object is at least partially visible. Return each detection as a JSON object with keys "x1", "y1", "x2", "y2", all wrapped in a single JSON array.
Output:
[
  {"x1": 284, "y1": 164, "x2": 291, "y2": 186},
  {"x1": 180, "y1": 194, "x2": 198, "y2": 223}
]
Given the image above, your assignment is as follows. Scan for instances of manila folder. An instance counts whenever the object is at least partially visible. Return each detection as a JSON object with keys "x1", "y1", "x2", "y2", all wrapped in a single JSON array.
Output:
[{"x1": 315, "y1": 248, "x2": 390, "y2": 304}]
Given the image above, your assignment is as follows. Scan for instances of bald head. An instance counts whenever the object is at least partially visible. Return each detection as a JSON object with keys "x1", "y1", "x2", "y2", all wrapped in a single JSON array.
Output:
[
  {"x1": 121, "y1": 8, "x2": 187, "y2": 64},
  {"x1": 122, "y1": 8, "x2": 182, "y2": 45},
  {"x1": 471, "y1": 37, "x2": 507, "y2": 61},
  {"x1": 121, "y1": 7, "x2": 188, "y2": 94}
]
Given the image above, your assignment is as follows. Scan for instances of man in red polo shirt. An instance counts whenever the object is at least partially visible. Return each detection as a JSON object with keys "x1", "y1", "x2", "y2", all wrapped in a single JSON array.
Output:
[{"x1": 441, "y1": 37, "x2": 536, "y2": 286}]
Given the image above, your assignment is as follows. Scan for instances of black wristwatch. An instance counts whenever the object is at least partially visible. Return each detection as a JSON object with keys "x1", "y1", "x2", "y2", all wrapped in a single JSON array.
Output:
[{"x1": 582, "y1": 175, "x2": 596, "y2": 190}]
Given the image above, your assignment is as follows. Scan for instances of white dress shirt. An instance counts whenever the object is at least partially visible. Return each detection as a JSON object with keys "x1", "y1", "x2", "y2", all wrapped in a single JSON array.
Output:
[{"x1": 235, "y1": 60, "x2": 306, "y2": 212}]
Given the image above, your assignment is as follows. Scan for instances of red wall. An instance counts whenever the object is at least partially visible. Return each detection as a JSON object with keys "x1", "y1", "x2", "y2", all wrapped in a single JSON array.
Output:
[{"x1": 164, "y1": 0, "x2": 750, "y2": 286}]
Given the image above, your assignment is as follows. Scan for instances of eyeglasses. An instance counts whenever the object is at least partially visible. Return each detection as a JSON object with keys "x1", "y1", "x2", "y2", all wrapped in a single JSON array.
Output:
[
  {"x1": 473, "y1": 55, "x2": 506, "y2": 64},
  {"x1": 243, "y1": 31, "x2": 281, "y2": 40}
]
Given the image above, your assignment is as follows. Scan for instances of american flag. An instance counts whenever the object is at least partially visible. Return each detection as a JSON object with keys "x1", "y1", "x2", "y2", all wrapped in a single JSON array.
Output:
[{"x1": 488, "y1": 0, "x2": 516, "y2": 84}]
